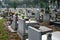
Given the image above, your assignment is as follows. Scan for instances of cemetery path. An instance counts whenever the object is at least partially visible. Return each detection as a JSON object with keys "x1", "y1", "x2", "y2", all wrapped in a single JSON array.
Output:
[{"x1": 0, "y1": 18, "x2": 21, "y2": 40}]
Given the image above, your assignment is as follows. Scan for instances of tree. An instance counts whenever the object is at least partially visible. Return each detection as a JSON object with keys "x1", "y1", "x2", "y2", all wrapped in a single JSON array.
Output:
[
  {"x1": 57, "y1": 0, "x2": 60, "y2": 8},
  {"x1": 13, "y1": 1, "x2": 17, "y2": 9},
  {"x1": 40, "y1": 2, "x2": 45, "y2": 8}
]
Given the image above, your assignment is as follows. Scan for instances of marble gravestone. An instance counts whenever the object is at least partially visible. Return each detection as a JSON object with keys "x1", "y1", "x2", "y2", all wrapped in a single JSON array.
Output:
[
  {"x1": 34, "y1": 8, "x2": 40, "y2": 21},
  {"x1": 17, "y1": 17, "x2": 38, "y2": 40},
  {"x1": 28, "y1": 26, "x2": 52, "y2": 40},
  {"x1": 11, "y1": 15, "x2": 16, "y2": 30},
  {"x1": 28, "y1": 26, "x2": 42, "y2": 40},
  {"x1": 52, "y1": 31, "x2": 60, "y2": 40},
  {"x1": 17, "y1": 18, "x2": 25, "y2": 40},
  {"x1": 26, "y1": 8, "x2": 40, "y2": 21}
]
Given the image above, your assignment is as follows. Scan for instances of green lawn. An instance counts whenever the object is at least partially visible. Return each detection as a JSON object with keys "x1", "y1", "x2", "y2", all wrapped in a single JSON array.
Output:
[
  {"x1": 0, "y1": 18, "x2": 8, "y2": 40},
  {"x1": 0, "y1": 18, "x2": 21, "y2": 40}
]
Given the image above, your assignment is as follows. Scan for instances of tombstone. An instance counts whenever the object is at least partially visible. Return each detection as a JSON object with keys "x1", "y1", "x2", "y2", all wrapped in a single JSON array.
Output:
[
  {"x1": 26, "y1": 8, "x2": 33, "y2": 19},
  {"x1": 51, "y1": 9, "x2": 57, "y2": 21},
  {"x1": 52, "y1": 31, "x2": 60, "y2": 40},
  {"x1": 9, "y1": 8, "x2": 15, "y2": 13},
  {"x1": 33, "y1": 8, "x2": 40, "y2": 21},
  {"x1": 17, "y1": 17, "x2": 38, "y2": 40},
  {"x1": 28, "y1": 26, "x2": 52, "y2": 40},
  {"x1": 28, "y1": 26, "x2": 42, "y2": 40},
  {"x1": 17, "y1": 17, "x2": 26, "y2": 40},
  {"x1": 26, "y1": 8, "x2": 40, "y2": 21},
  {"x1": 11, "y1": 14, "x2": 18, "y2": 31},
  {"x1": 43, "y1": 13, "x2": 50, "y2": 21},
  {"x1": 11, "y1": 15, "x2": 16, "y2": 30},
  {"x1": 17, "y1": 18, "x2": 25, "y2": 35}
]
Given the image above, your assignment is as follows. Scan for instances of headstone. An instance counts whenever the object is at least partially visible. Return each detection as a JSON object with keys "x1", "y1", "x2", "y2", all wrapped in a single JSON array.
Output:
[
  {"x1": 52, "y1": 31, "x2": 60, "y2": 40},
  {"x1": 28, "y1": 26, "x2": 52, "y2": 40},
  {"x1": 11, "y1": 15, "x2": 16, "y2": 30},
  {"x1": 17, "y1": 17, "x2": 25, "y2": 37},
  {"x1": 34, "y1": 8, "x2": 40, "y2": 21},
  {"x1": 28, "y1": 26, "x2": 42, "y2": 40}
]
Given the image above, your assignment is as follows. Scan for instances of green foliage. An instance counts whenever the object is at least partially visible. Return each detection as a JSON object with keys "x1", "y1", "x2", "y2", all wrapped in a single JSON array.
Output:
[
  {"x1": 52, "y1": 0, "x2": 56, "y2": 2},
  {"x1": 13, "y1": 1, "x2": 17, "y2": 9},
  {"x1": 40, "y1": 2, "x2": 45, "y2": 8},
  {"x1": 22, "y1": 16, "x2": 25, "y2": 19},
  {"x1": 0, "y1": 18, "x2": 8, "y2": 40}
]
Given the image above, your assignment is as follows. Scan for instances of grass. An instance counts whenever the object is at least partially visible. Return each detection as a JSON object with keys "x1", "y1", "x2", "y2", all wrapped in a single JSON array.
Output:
[
  {"x1": 0, "y1": 18, "x2": 8, "y2": 40},
  {"x1": 0, "y1": 18, "x2": 21, "y2": 40}
]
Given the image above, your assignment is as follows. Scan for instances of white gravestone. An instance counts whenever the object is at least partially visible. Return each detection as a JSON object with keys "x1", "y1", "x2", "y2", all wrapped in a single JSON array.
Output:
[
  {"x1": 17, "y1": 18, "x2": 25, "y2": 36},
  {"x1": 11, "y1": 15, "x2": 16, "y2": 30},
  {"x1": 28, "y1": 26, "x2": 52, "y2": 40},
  {"x1": 28, "y1": 26, "x2": 42, "y2": 40}
]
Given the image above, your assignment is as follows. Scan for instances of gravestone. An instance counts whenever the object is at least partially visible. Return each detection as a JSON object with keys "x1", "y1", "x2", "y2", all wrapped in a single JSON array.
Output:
[
  {"x1": 11, "y1": 15, "x2": 16, "y2": 30},
  {"x1": 34, "y1": 8, "x2": 40, "y2": 21},
  {"x1": 11, "y1": 14, "x2": 18, "y2": 30},
  {"x1": 28, "y1": 26, "x2": 52, "y2": 40},
  {"x1": 17, "y1": 17, "x2": 25, "y2": 40},
  {"x1": 28, "y1": 26, "x2": 42, "y2": 40}
]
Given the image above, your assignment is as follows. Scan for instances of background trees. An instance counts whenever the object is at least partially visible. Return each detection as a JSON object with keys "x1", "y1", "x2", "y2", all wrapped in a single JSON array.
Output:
[{"x1": 1, "y1": 0, "x2": 60, "y2": 8}]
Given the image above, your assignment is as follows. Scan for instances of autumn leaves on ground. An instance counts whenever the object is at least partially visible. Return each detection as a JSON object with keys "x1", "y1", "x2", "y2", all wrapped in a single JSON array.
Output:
[{"x1": 0, "y1": 18, "x2": 21, "y2": 40}]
